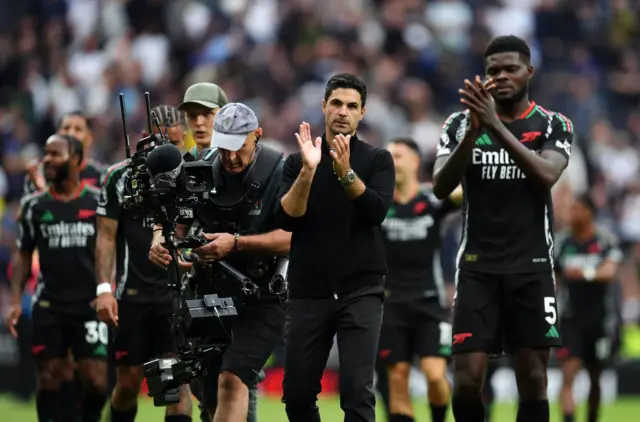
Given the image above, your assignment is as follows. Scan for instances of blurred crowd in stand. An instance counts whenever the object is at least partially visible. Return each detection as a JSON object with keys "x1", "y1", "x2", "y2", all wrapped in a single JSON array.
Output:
[{"x1": 1, "y1": 0, "x2": 639, "y2": 355}]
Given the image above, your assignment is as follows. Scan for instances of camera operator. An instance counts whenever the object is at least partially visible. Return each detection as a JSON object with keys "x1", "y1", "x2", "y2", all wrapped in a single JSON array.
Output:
[
  {"x1": 94, "y1": 105, "x2": 194, "y2": 422},
  {"x1": 149, "y1": 102, "x2": 290, "y2": 422},
  {"x1": 176, "y1": 83, "x2": 265, "y2": 422}
]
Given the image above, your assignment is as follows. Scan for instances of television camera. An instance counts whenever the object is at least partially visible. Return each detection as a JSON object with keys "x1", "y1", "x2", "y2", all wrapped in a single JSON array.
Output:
[{"x1": 116, "y1": 93, "x2": 287, "y2": 406}]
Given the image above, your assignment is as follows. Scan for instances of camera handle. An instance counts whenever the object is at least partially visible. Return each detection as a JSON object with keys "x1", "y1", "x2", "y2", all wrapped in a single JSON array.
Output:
[{"x1": 159, "y1": 222, "x2": 187, "y2": 352}]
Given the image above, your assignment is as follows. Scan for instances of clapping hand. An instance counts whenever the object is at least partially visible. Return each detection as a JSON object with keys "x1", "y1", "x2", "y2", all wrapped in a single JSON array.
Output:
[
  {"x1": 329, "y1": 134, "x2": 351, "y2": 179},
  {"x1": 460, "y1": 76, "x2": 497, "y2": 130},
  {"x1": 295, "y1": 122, "x2": 322, "y2": 170}
]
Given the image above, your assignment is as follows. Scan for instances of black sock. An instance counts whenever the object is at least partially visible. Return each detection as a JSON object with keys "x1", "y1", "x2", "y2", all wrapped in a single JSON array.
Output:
[
  {"x1": 165, "y1": 416, "x2": 192, "y2": 422},
  {"x1": 430, "y1": 403, "x2": 448, "y2": 422},
  {"x1": 59, "y1": 381, "x2": 78, "y2": 421},
  {"x1": 563, "y1": 413, "x2": 574, "y2": 422},
  {"x1": 82, "y1": 391, "x2": 107, "y2": 422},
  {"x1": 452, "y1": 396, "x2": 485, "y2": 422},
  {"x1": 36, "y1": 389, "x2": 61, "y2": 422},
  {"x1": 516, "y1": 400, "x2": 549, "y2": 422},
  {"x1": 587, "y1": 409, "x2": 598, "y2": 422},
  {"x1": 110, "y1": 405, "x2": 137, "y2": 422},
  {"x1": 389, "y1": 415, "x2": 414, "y2": 422}
]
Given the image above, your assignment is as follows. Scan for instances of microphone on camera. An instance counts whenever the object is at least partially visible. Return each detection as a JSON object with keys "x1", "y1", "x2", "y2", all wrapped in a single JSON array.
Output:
[{"x1": 146, "y1": 143, "x2": 183, "y2": 177}]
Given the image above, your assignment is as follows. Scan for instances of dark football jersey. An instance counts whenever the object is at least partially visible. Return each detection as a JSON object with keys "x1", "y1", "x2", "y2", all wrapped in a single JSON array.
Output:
[
  {"x1": 22, "y1": 159, "x2": 106, "y2": 197},
  {"x1": 17, "y1": 183, "x2": 100, "y2": 314},
  {"x1": 554, "y1": 227, "x2": 622, "y2": 326},
  {"x1": 436, "y1": 103, "x2": 574, "y2": 274},
  {"x1": 381, "y1": 185, "x2": 456, "y2": 308},
  {"x1": 96, "y1": 160, "x2": 171, "y2": 303}
]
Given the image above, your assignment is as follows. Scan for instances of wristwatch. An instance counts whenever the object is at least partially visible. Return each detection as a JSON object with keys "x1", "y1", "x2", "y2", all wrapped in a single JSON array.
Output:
[{"x1": 339, "y1": 169, "x2": 356, "y2": 186}]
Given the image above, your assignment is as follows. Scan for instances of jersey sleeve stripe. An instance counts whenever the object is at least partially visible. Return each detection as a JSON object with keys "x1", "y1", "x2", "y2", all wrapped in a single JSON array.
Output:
[
  {"x1": 442, "y1": 111, "x2": 462, "y2": 130},
  {"x1": 555, "y1": 112, "x2": 574, "y2": 133},
  {"x1": 537, "y1": 105, "x2": 553, "y2": 116},
  {"x1": 103, "y1": 160, "x2": 128, "y2": 188},
  {"x1": 537, "y1": 105, "x2": 574, "y2": 134}
]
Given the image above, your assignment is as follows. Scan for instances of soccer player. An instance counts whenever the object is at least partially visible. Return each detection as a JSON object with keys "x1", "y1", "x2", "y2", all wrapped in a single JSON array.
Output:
[
  {"x1": 24, "y1": 111, "x2": 105, "y2": 194},
  {"x1": 555, "y1": 195, "x2": 622, "y2": 422},
  {"x1": 94, "y1": 105, "x2": 193, "y2": 422},
  {"x1": 378, "y1": 138, "x2": 462, "y2": 422},
  {"x1": 151, "y1": 104, "x2": 188, "y2": 149},
  {"x1": 432, "y1": 35, "x2": 575, "y2": 422},
  {"x1": 6, "y1": 134, "x2": 107, "y2": 422},
  {"x1": 20, "y1": 110, "x2": 106, "y2": 421}
]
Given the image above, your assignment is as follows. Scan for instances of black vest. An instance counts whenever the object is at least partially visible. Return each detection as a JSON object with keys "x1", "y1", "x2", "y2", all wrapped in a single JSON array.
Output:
[{"x1": 193, "y1": 144, "x2": 282, "y2": 234}]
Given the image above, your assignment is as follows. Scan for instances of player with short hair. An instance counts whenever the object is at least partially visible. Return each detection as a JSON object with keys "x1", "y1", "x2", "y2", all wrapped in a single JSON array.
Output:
[
  {"x1": 6, "y1": 134, "x2": 107, "y2": 422},
  {"x1": 433, "y1": 35, "x2": 575, "y2": 422},
  {"x1": 555, "y1": 195, "x2": 622, "y2": 422},
  {"x1": 378, "y1": 138, "x2": 461, "y2": 422}
]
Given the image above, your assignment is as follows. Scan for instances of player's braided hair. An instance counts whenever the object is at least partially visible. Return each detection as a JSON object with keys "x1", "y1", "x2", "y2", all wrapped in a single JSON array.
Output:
[
  {"x1": 484, "y1": 35, "x2": 531, "y2": 63},
  {"x1": 152, "y1": 105, "x2": 187, "y2": 130},
  {"x1": 57, "y1": 134, "x2": 84, "y2": 165}
]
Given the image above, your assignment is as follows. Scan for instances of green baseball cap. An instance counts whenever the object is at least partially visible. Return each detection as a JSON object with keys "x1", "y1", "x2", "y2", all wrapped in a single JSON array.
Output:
[{"x1": 178, "y1": 82, "x2": 229, "y2": 110}]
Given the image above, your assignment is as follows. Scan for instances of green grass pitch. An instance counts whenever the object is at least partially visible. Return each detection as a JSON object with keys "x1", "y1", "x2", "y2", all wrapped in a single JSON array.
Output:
[{"x1": 1, "y1": 394, "x2": 639, "y2": 421}]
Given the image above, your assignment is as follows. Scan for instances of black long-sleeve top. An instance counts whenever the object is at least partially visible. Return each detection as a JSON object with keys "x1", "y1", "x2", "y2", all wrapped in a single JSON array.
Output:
[{"x1": 275, "y1": 133, "x2": 395, "y2": 298}]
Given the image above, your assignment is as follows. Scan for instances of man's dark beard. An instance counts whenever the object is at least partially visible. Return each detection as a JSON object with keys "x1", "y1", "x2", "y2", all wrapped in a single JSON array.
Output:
[
  {"x1": 45, "y1": 161, "x2": 70, "y2": 183},
  {"x1": 494, "y1": 80, "x2": 528, "y2": 106}
]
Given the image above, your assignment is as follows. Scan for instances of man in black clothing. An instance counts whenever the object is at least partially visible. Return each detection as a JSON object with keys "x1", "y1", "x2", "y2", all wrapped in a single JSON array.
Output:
[
  {"x1": 555, "y1": 195, "x2": 622, "y2": 422},
  {"x1": 150, "y1": 102, "x2": 289, "y2": 422},
  {"x1": 94, "y1": 105, "x2": 193, "y2": 422},
  {"x1": 6, "y1": 134, "x2": 108, "y2": 422},
  {"x1": 277, "y1": 73, "x2": 395, "y2": 422},
  {"x1": 432, "y1": 36, "x2": 574, "y2": 422},
  {"x1": 378, "y1": 138, "x2": 461, "y2": 422}
]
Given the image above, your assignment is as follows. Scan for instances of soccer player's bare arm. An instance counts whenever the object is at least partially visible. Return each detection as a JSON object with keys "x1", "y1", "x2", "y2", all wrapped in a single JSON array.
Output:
[
  {"x1": 432, "y1": 126, "x2": 476, "y2": 200},
  {"x1": 95, "y1": 216, "x2": 118, "y2": 286},
  {"x1": 10, "y1": 251, "x2": 33, "y2": 302},
  {"x1": 593, "y1": 258, "x2": 619, "y2": 283},
  {"x1": 593, "y1": 236, "x2": 623, "y2": 283}
]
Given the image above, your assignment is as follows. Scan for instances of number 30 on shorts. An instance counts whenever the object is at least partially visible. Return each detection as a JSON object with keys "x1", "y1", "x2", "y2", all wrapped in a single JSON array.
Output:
[
  {"x1": 84, "y1": 321, "x2": 108, "y2": 346},
  {"x1": 544, "y1": 297, "x2": 557, "y2": 325}
]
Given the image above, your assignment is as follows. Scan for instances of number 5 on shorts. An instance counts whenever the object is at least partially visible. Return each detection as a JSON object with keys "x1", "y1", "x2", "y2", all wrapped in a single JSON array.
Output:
[
  {"x1": 85, "y1": 321, "x2": 109, "y2": 345},
  {"x1": 544, "y1": 297, "x2": 557, "y2": 325}
]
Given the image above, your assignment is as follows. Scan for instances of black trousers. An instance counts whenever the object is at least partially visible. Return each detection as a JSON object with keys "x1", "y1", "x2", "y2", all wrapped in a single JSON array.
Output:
[{"x1": 282, "y1": 286, "x2": 384, "y2": 422}]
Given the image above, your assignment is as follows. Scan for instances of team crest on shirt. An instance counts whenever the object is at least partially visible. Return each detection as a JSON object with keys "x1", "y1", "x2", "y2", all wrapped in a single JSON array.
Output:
[{"x1": 413, "y1": 201, "x2": 427, "y2": 214}]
